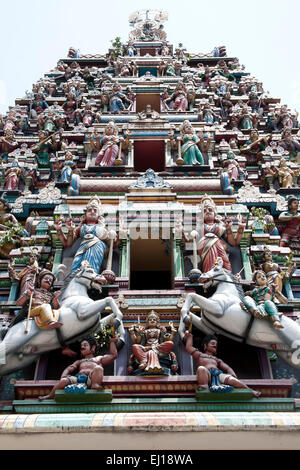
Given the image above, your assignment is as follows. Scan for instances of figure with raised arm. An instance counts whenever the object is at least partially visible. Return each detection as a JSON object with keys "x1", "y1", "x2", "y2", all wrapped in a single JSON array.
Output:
[
  {"x1": 184, "y1": 331, "x2": 261, "y2": 396},
  {"x1": 38, "y1": 335, "x2": 118, "y2": 400}
]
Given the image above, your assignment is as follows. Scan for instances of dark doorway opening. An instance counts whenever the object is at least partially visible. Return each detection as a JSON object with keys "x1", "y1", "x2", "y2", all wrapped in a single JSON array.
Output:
[
  {"x1": 134, "y1": 140, "x2": 165, "y2": 172},
  {"x1": 130, "y1": 238, "x2": 172, "y2": 290}
]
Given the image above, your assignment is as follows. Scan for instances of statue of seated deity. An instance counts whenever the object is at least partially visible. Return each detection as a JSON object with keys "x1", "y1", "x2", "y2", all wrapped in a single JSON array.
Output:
[{"x1": 127, "y1": 311, "x2": 179, "y2": 375}]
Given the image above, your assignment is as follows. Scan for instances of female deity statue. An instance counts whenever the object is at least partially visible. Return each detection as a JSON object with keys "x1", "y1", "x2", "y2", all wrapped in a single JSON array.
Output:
[
  {"x1": 260, "y1": 247, "x2": 283, "y2": 293},
  {"x1": 164, "y1": 82, "x2": 189, "y2": 112},
  {"x1": 190, "y1": 196, "x2": 245, "y2": 272},
  {"x1": 128, "y1": 311, "x2": 178, "y2": 374},
  {"x1": 278, "y1": 195, "x2": 300, "y2": 248},
  {"x1": 279, "y1": 128, "x2": 300, "y2": 160},
  {"x1": 59, "y1": 150, "x2": 77, "y2": 183},
  {"x1": 175, "y1": 120, "x2": 204, "y2": 165},
  {"x1": 91, "y1": 121, "x2": 129, "y2": 167},
  {"x1": 63, "y1": 92, "x2": 77, "y2": 122},
  {"x1": 0, "y1": 130, "x2": 18, "y2": 161},
  {"x1": 54, "y1": 195, "x2": 113, "y2": 275},
  {"x1": 5, "y1": 161, "x2": 22, "y2": 191},
  {"x1": 238, "y1": 106, "x2": 256, "y2": 130},
  {"x1": 223, "y1": 151, "x2": 245, "y2": 183}
]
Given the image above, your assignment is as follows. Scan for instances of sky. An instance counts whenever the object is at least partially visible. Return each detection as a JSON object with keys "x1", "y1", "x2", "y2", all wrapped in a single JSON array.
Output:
[{"x1": 1, "y1": 0, "x2": 300, "y2": 115}]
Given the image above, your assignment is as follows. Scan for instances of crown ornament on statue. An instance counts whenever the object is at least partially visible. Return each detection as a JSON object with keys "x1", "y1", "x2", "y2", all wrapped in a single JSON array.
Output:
[{"x1": 86, "y1": 195, "x2": 104, "y2": 216}]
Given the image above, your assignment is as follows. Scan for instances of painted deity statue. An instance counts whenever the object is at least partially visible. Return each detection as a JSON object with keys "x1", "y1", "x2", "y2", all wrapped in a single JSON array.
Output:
[
  {"x1": 9, "y1": 248, "x2": 41, "y2": 299},
  {"x1": 108, "y1": 82, "x2": 133, "y2": 113},
  {"x1": 59, "y1": 150, "x2": 77, "y2": 183},
  {"x1": 4, "y1": 161, "x2": 22, "y2": 191},
  {"x1": 176, "y1": 120, "x2": 204, "y2": 165},
  {"x1": 184, "y1": 332, "x2": 261, "y2": 396},
  {"x1": 260, "y1": 247, "x2": 283, "y2": 294},
  {"x1": 0, "y1": 130, "x2": 18, "y2": 161},
  {"x1": 91, "y1": 122, "x2": 129, "y2": 167},
  {"x1": 277, "y1": 158, "x2": 300, "y2": 188},
  {"x1": 193, "y1": 196, "x2": 244, "y2": 272},
  {"x1": 38, "y1": 335, "x2": 118, "y2": 400},
  {"x1": 54, "y1": 195, "x2": 113, "y2": 275},
  {"x1": 16, "y1": 269, "x2": 62, "y2": 330},
  {"x1": 31, "y1": 130, "x2": 60, "y2": 169},
  {"x1": 279, "y1": 128, "x2": 300, "y2": 160},
  {"x1": 128, "y1": 311, "x2": 178, "y2": 374},
  {"x1": 164, "y1": 82, "x2": 189, "y2": 112},
  {"x1": 278, "y1": 195, "x2": 300, "y2": 248},
  {"x1": 243, "y1": 270, "x2": 288, "y2": 330}
]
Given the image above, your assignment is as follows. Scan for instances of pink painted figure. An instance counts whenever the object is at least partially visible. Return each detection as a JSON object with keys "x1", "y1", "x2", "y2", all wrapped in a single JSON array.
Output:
[
  {"x1": 93, "y1": 122, "x2": 129, "y2": 166},
  {"x1": 192, "y1": 196, "x2": 244, "y2": 272},
  {"x1": 164, "y1": 82, "x2": 189, "y2": 112},
  {"x1": 128, "y1": 311, "x2": 178, "y2": 374},
  {"x1": 279, "y1": 195, "x2": 300, "y2": 247},
  {"x1": 5, "y1": 162, "x2": 22, "y2": 191}
]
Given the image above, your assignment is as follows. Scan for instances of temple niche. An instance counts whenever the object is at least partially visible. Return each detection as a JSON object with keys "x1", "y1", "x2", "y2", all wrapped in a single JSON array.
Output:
[{"x1": 1, "y1": 8, "x2": 300, "y2": 422}]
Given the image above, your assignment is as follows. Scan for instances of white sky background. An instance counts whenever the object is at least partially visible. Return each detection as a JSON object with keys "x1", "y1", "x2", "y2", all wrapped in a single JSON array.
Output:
[{"x1": 1, "y1": 0, "x2": 300, "y2": 115}]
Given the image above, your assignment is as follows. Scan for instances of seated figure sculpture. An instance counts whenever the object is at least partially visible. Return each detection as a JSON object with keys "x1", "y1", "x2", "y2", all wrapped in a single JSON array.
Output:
[
  {"x1": 16, "y1": 269, "x2": 62, "y2": 330},
  {"x1": 38, "y1": 335, "x2": 118, "y2": 400},
  {"x1": 184, "y1": 331, "x2": 261, "y2": 396},
  {"x1": 243, "y1": 270, "x2": 288, "y2": 329},
  {"x1": 127, "y1": 311, "x2": 178, "y2": 375}
]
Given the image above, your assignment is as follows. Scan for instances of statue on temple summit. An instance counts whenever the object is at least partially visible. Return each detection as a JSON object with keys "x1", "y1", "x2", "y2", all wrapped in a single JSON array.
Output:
[
  {"x1": 92, "y1": 121, "x2": 130, "y2": 166},
  {"x1": 187, "y1": 196, "x2": 244, "y2": 272},
  {"x1": 54, "y1": 195, "x2": 115, "y2": 275},
  {"x1": 38, "y1": 335, "x2": 118, "y2": 400},
  {"x1": 128, "y1": 311, "x2": 178, "y2": 375},
  {"x1": 184, "y1": 331, "x2": 261, "y2": 396},
  {"x1": 278, "y1": 195, "x2": 300, "y2": 248}
]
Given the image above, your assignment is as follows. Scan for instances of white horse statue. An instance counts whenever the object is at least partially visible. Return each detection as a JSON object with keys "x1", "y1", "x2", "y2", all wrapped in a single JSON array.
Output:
[
  {"x1": 179, "y1": 260, "x2": 300, "y2": 369},
  {"x1": 0, "y1": 263, "x2": 125, "y2": 376}
]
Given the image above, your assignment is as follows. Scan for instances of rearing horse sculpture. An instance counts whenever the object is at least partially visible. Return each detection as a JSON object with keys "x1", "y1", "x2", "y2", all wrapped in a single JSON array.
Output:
[
  {"x1": 0, "y1": 263, "x2": 125, "y2": 376},
  {"x1": 179, "y1": 261, "x2": 300, "y2": 368}
]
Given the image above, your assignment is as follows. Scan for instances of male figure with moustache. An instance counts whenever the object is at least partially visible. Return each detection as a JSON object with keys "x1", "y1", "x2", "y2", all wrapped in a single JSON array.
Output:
[
  {"x1": 38, "y1": 335, "x2": 118, "y2": 400},
  {"x1": 184, "y1": 331, "x2": 261, "y2": 397}
]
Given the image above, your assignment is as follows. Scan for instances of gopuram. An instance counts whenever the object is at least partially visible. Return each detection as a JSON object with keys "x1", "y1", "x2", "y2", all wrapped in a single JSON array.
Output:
[{"x1": 0, "y1": 9, "x2": 300, "y2": 449}]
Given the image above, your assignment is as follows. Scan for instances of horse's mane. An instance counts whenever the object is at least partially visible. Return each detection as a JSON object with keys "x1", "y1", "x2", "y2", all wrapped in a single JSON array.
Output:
[
  {"x1": 223, "y1": 270, "x2": 245, "y2": 301},
  {"x1": 58, "y1": 267, "x2": 82, "y2": 302}
]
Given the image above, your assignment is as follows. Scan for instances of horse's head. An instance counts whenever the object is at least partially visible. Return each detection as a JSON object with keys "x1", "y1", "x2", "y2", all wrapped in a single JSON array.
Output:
[
  {"x1": 198, "y1": 258, "x2": 229, "y2": 289},
  {"x1": 76, "y1": 261, "x2": 107, "y2": 292}
]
